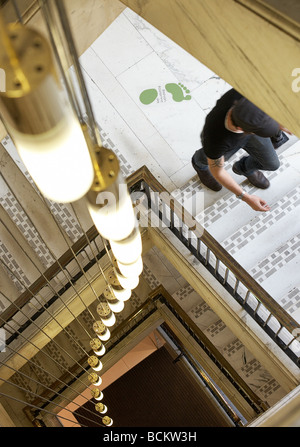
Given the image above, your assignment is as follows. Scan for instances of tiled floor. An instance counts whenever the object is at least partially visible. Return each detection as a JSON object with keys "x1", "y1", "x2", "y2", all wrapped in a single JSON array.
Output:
[
  {"x1": 79, "y1": 8, "x2": 231, "y2": 190},
  {"x1": 79, "y1": 8, "x2": 300, "y2": 330}
]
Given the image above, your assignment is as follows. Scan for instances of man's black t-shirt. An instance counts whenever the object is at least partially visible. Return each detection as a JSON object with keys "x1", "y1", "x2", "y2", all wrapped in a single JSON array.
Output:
[{"x1": 202, "y1": 89, "x2": 249, "y2": 160}]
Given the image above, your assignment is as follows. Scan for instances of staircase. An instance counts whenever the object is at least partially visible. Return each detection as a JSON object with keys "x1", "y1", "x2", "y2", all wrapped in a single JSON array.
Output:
[
  {"x1": 171, "y1": 136, "x2": 300, "y2": 330},
  {"x1": 74, "y1": 8, "x2": 300, "y2": 339},
  {"x1": 138, "y1": 143, "x2": 300, "y2": 410},
  {"x1": 78, "y1": 7, "x2": 300, "y2": 409},
  {"x1": 75, "y1": 5, "x2": 300, "y2": 374}
]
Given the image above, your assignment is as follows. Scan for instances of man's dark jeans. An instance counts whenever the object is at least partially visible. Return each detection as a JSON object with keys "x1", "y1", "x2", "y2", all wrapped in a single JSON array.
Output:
[{"x1": 192, "y1": 135, "x2": 280, "y2": 176}]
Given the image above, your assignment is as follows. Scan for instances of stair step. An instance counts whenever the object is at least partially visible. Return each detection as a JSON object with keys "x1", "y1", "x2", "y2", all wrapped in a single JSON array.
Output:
[
  {"x1": 172, "y1": 136, "x2": 298, "y2": 218},
  {"x1": 141, "y1": 246, "x2": 289, "y2": 408},
  {"x1": 195, "y1": 158, "x2": 300, "y2": 243},
  {"x1": 171, "y1": 282, "x2": 287, "y2": 408},
  {"x1": 222, "y1": 186, "x2": 300, "y2": 269},
  {"x1": 279, "y1": 285, "x2": 300, "y2": 319},
  {"x1": 250, "y1": 233, "x2": 300, "y2": 305}
]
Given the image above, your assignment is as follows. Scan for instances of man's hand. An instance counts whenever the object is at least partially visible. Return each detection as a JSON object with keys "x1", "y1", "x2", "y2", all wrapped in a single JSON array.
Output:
[
  {"x1": 207, "y1": 157, "x2": 271, "y2": 212},
  {"x1": 279, "y1": 124, "x2": 293, "y2": 135},
  {"x1": 243, "y1": 194, "x2": 270, "y2": 212}
]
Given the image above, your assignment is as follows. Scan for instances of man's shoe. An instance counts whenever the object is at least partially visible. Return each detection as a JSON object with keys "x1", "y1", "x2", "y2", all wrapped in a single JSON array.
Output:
[
  {"x1": 192, "y1": 159, "x2": 222, "y2": 191},
  {"x1": 232, "y1": 162, "x2": 270, "y2": 189},
  {"x1": 271, "y1": 131, "x2": 289, "y2": 149}
]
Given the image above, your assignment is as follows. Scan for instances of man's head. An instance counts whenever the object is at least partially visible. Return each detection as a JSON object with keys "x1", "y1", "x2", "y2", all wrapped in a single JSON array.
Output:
[{"x1": 231, "y1": 98, "x2": 280, "y2": 137}]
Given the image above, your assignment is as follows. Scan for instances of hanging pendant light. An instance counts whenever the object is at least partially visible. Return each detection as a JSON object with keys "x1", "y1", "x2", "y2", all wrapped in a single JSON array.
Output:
[
  {"x1": 95, "y1": 403, "x2": 108, "y2": 414},
  {"x1": 88, "y1": 355, "x2": 103, "y2": 372},
  {"x1": 109, "y1": 226, "x2": 142, "y2": 265},
  {"x1": 117, "y1": 256, "x2": 143, "y2": 278},
  {"x1": 107, "y1": 298, "x2": 125, "y2": 313},
  {"x1": 91, "y1": 388, "x2": 104, "y2": 402},
  {"x1": 93, "y1": 320, "x2": 111, "y2": 342},
  {"x1": 0, "y1": 24, "x2": 94, "y2": 203},
  {"x1": 96, "y1": 302, "x2": 116, "y2": 327},
  {"x1": 115, "y1": 269, "x2": 139, "y2": 290},
  {"x1": 88, "y1": 372, "x2": 102, "y2": 387},
  {"x1": 108, "y1": 265, "x2": 139, "y2": 291},
  {"x1": 86, "y1": 172, "x2": 136, "y2": 242},
  {"x1": 90, "y1": 338, "x2": 106, "y2": 356},
  {"x1": 107, "y1": 270, "x2": 136, "y2": 298},
  {"x1": 102, "y1": 416, "x2": 113, "y2": 426},
  {"x1": 111, "y1": 286, "x2": 132, "y2": 302},
  {"x1": 103, "y1": 286, "x2": 126, "y2": 311}
]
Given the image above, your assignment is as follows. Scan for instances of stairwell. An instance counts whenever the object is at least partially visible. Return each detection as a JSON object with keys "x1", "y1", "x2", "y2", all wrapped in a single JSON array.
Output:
[
  {"x1": 171, "y1": 134, "x2": 300, "y2": 350},
  {"x1": 74, "y1": 7, "x2": 300, "y2": 356},
  {"x1": 138, "y1": 133, "x2": 300, "y2": 411},
  {"x1": 138, "y1": 143, "x2": 300, "y2": 411},
  {"x1": 0, "y1": 4, "x2": 300, "y2": 427}
]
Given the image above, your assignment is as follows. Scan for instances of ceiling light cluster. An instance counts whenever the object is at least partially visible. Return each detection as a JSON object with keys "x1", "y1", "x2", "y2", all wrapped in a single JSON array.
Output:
[{"x1": 0, "y1": 0, "x2": 144, "y2": 428}]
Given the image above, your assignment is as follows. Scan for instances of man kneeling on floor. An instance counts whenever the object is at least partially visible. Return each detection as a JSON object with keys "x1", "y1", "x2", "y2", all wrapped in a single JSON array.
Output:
[{"x1": 192, "y1": 88, "x2": 291, "y2": 212}]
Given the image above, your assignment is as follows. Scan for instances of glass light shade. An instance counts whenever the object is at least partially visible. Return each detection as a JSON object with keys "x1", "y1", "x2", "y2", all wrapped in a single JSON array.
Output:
[
  {"x1": 107, "y1": 268, "x2": 139, "y2": 292},
  {"x1": 93, "y1": 321, "x2": 110, "y2": 341},
  {"x1": 10, "y1": 111, "x2": 94, "y2": 203},
  {"x1": 100, "y1": 312, "x2": 116, "y2": 328},
  {"x1": 88, "y1": 373, "x2": 102, "y2": 387},
  {"x1": 117, "y1": 256, "x2": 143, "y2": 278},
  {"x1": 102, "y1": 416, "x2": 113, "y2": 426},
  {"x1": 112, "y1": 287, "x2": 131, "y2": 302},
  {"x1": 90, "y1": 338, "x2": 106, "y2": 356},
  {"x1": 94, "y1": 377, "x2": 102, "y2": 386},
  {"x1": 95, "y1": 391, "x2": 104, "y2": 401},
  {"x1": 97, "y1": 303, "x2": 116, "y2": 327},
  {"x1": 97, "y1": 331, "x2": 110, "y2": 342},
  {"x1": 91, "y1": 388, "x2": 104, "y2": 401},
  {"x1": 92, "y1": 362, "x2": 103, "y2": 372},
  {"x1": 88, "y1": 355, "x2": 103, "y2": 372},
  {"x1": 107, "y1": 299, "x2": 125, "y2": 313},
  {"x1": 0, "y1": 25, "x2": 94, "y2": 204},
  {"x1": 95, "y1": 403, "x2": 108, "y2": 414},
  {"x1": 87, "y1": 175, "x2": 136, "y2": 241},
  {"x1": 104, "y1": 284, "x2": 131, "y2": 303},
  {"x1": 116, "y1": 271, "x2": 139, "y2": 290},
  {"x1": 94, "y1": 345, "x2": 106, "y2": 356},
  {"x1": 109, "y1": 227, "x2": 142, "y2": 265}
]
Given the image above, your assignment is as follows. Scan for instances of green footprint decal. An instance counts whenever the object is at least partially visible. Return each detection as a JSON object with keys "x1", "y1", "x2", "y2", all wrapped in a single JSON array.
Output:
[
  {"x1": 165, "y1": 83, "x2": 191, "y2": 102},
  {"x1": 139, "y1": 88, "x2": 158, "y2": 105},
  {"x1": 139, "y1": 83, "x2": 191, "y2": 105}
]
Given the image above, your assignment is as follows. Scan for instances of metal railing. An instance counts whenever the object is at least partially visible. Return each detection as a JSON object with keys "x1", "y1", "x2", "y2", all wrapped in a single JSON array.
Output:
[
  {"x1": 0, "y1": 227, "x2": 105, "y2": 340},
  {"x1": 127, "y1": 166, "x2": 300, "y2": 367},
  {"x1": 1, "y1": 164, "x2": 298, "y2": 370},
  {"x1": 152, "y1": 286, "x2": 267, "y2": 418},
  {"x1": 1, "y1": 165, "x2": 299, "y2": 427},
  {"x1": 24, "y1": 286, "x2": 266, "y2": 426}
]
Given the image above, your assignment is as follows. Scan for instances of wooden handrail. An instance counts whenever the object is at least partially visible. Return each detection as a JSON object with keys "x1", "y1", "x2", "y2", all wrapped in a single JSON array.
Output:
[
  {"x1": 150, "y1": 286, "x2": 267, "y2": 413},
  {"x1": 127, "y1": 166, "x2": 299, "y2": 334},
  {"x1": 0, "y1": 226, "x2": 101, "y2": 328},
  {"x1": 2, "y1": 165, "x2": 298, "y2": 337}
]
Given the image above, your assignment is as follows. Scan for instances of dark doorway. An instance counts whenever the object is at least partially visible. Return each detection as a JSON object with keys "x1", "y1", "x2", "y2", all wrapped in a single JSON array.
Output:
[{"x1": 74, "y1": 345, "x2": 231, "y2": 427}]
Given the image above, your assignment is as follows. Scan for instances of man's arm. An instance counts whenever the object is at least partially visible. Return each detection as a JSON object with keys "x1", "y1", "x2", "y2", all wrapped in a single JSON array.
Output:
[{"x1": 208, "y1": 157, "x2": 270, "y2": 212}]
